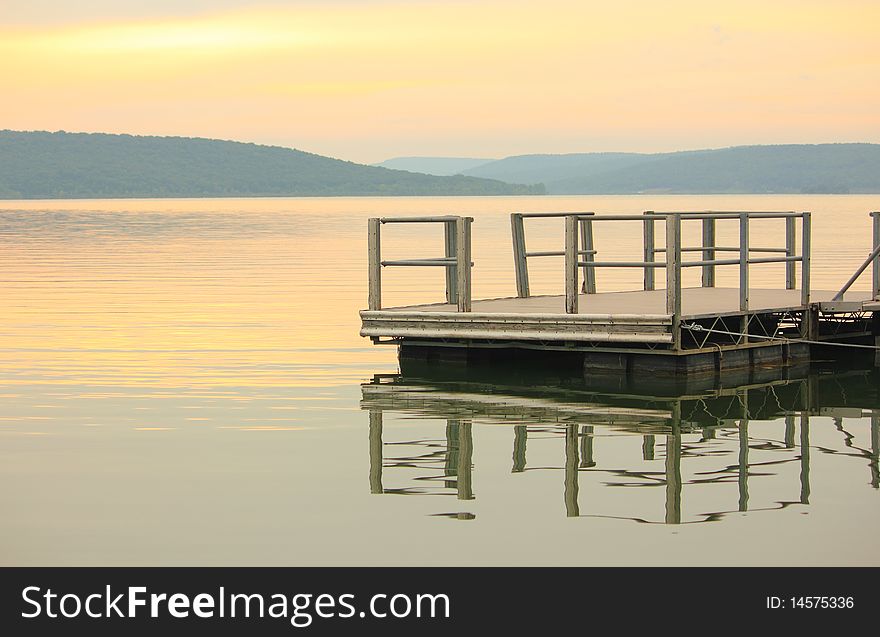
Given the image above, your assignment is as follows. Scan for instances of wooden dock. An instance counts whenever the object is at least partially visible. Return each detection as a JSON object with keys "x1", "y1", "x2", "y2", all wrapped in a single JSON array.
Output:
[{"x1": 361, "y1": 211, "x2": 880, "y2": 378}]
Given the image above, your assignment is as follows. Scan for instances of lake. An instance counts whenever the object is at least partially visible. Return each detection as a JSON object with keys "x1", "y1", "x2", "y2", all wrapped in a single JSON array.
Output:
[{"x1": 0, "y1": 194, "x2": 878, "y2": 566}]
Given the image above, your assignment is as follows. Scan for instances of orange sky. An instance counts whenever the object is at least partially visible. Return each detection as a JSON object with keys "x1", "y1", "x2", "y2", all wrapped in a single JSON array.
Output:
[{"x1": 1, "y1": 0, "x2": 879, "y2": 162}]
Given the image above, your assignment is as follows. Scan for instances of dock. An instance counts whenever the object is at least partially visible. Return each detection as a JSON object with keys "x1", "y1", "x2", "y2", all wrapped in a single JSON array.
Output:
[{"x1": 361, "y1": 210, "x2": 880, "y2": 382}]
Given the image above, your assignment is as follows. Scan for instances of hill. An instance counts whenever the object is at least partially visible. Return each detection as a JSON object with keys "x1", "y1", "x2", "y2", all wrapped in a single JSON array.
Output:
[
  {"x1": 460, "y1": 144, "x2": 880, "y2": 194},
  {"x1": 374, "y1": 156, "x2": 494, "y2": 176},
  {"x1": 0, "y1": 131, "x2": 544, "y2": 199},
  {"x1": 463, "y1": 152, "x2": 651, "y2": 187}
]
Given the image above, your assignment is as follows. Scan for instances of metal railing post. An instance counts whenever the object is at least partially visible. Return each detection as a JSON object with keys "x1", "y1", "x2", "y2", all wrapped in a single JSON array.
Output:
[
  {"x1": 444, "y1": 219, "x2": 458, "y2": 304},
  {"x1": 643, "y1": 211, "x2": 655, "y2": 291},
  {"x1": 873, "y1": 211, "x2": 880, "y2": 300},
  {"x1": 739, "y1": 213, "x2": 749, "y2": 312},
  {"x1": 456, "y1": 216, "x2": 472, "y2": 312},
  {"x1": 579, "y1": 216, "x2": 596, "y2": 294},
  {"x1": 368, "y1": 218, "x2": 382, "y2": 310},
  {"x1": 785, "y1": 216, "x2": 796, "y2": 290},
  {"x1": 801, "y1": 212, "x2": 811, "y2": 306},
  {"x1": 565, "y1": 215, "x2": 579, "y2": 314},
  {"x1": 665, "y1": 213, "x2": 681, "y2": 349},
  {"x1": 511, "y1": 213, "x2": 530, "y2": 298},
  {"x1": 701, "y1": 216, "x2": 716, "y2": 288}
]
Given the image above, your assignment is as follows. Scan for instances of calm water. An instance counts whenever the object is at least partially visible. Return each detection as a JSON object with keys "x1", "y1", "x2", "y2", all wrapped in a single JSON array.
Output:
[{"x1": 0, "y1": 194, "x2": 878, "y2": 566}]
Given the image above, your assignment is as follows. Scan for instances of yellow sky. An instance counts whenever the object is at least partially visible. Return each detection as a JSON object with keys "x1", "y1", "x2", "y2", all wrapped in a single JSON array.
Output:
[{"x1": 1, "y1": 0, "x2": 878, "y2": 162}]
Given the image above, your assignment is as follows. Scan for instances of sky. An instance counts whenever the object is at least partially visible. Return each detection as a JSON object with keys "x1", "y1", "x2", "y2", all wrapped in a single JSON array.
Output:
[{"x1": 1, "y1": 0, "x2": 879, "y2": 163}]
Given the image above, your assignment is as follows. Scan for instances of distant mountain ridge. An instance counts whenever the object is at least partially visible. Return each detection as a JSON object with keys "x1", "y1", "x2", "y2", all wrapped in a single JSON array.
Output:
[
  {"x1": 6, "y1": 133, "x2": 877, "y2": 199},
  {"x1": 374, "y1": 156, "x2": 494, "y2": 176},
  {"x1": 462, "y1": 144, "x2": 880, "y2": 194},
  {"x1": 383, "y1": 144, "x2": 880, "y2": 194},
  {"x1": 463, "y1": 153, "x2": 650, "y2": 186},
  {"x1": 0, "y1": 131, "x2": 544, "y2": 199}
]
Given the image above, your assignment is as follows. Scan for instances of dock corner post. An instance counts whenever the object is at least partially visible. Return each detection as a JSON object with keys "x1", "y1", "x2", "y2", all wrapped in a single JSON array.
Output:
[
  {"x1": 872, "y1": 211, "x2": 880, "y2": 300},
  {"x1": 739, "y1": 212, "x2": 749, "y2": 312},
  {"x1": 565, "y1": 214, "x2": 579, "y2": 314},
  {"x1": 665, "y1": 213, "x2": 682, "y2": 348},
  {"x1": 701, "y1": 216, "x2": 716, "y2": 288},
  {"x1": 802, "y1": 305, "x2": 820, "y2": 341},
  {"x1": 511, "y1": 213, "x2": 530, "y2": 298},
  {"x1": 456, "y1": 216, "x2": 472, "y2": 312},
  {"x1": 367, "y1": 217, "x2": 382, "y2": 310},
  {"x1": 801, "y1": 212, "x2": 811, "y2": 306},
  {"x1": 580, "y1": 215, "x2": 597, "y2": 294},
  {"x1": 444, "y1": 219, "x2": 458, "y2": 305},
  {"x1": 643, "y1": 210, "x2": 656, "y2": 291},
  {"x1": 785, "y1": 215, "x2": 796, "y2": 290}
]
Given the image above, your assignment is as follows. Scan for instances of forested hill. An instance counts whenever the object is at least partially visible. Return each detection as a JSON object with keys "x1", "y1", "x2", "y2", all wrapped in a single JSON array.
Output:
[
  {"x1": 459, "y1": 144, "x2": 880, "y2": 194},
  {"x1": 374, "y1": 156, "x2": 494, "y2": 176},
  {"x1": 0, "y1": 131, "x2": 545, "y2": 199}
]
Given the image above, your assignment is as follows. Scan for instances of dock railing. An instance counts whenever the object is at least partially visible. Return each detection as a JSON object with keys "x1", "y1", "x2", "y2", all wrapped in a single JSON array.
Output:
[
  {"x1": 832, "y1": 211, "x2": 880, "y2": 301},
  {"x1": 560, "y1": 211, "x2": 812, "y2": 320},
  {"x1": 511, "y1": 212, "x2": 598, "y2": 297},
  {"x1": 367, "y1": 215, "x2": 473, "y2": 312}
]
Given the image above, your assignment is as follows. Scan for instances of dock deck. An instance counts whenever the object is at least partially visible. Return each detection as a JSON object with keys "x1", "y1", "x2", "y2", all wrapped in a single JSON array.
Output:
[
  {"x1": 364, "y1": 288, "x2": 875, "y2": 347},
  {"x1": 361, "y1": 211, "x2": 880, "y2": 375},
  {"x1": 374, "y1": 287, "x2": 876, "y2": 318}
]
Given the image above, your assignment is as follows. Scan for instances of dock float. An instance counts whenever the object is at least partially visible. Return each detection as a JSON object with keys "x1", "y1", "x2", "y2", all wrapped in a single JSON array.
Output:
[{"x1": 360, "y1": 211, "x2": 880, "y2": 383}]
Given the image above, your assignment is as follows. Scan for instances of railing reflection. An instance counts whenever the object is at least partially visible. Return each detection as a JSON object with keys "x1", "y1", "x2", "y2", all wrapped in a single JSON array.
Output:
[
  {"x1": 363, "y1": 366, "x2": 880, "y2": 524},
  {"x1": 873, "y1": 414, "x2": 880, "y2": 489}
]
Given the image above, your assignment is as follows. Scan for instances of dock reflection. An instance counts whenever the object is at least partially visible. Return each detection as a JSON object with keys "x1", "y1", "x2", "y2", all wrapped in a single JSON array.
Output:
[{"x1": 362, "y1": 364, "x2": 880, "y2": 524}]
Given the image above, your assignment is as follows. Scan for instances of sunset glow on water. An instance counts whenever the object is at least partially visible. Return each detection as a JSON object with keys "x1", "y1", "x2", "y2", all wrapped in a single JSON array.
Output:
[{"x1": 1, "y1": 195, "x2": 878, "y2": 566}]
